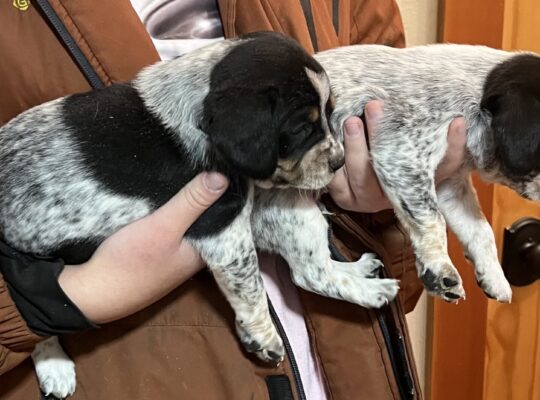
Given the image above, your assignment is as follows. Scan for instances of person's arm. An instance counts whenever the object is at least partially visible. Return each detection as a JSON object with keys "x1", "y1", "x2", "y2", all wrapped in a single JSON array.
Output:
[
  {"x1": 58, "y1": 171, "x2": 228, "y2": 324},
  {"x1": 0, "y1": 171, "x2": 228, "y2": 341},
  {"x1": 327, "y1": 101, "x2": 467, "y2": 212}
]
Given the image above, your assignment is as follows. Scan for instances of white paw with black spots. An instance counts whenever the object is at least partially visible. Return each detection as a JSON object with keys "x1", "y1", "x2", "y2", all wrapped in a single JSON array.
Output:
[
  {"x1": 476, "y1": 266, "x2": 512, "y2": 303},
  {"x1": 330, "y1": 258, "x2": 399, "y2": 308},
  {"x1": 421, "y1": 262, "x2": 465, "y2": 302},
  {"x1": 35, "y1": 357, "x2": 76, "y2": 399},
  {"x1": 346, "y1": 277, "x2": 400, "y2": 308},
  {"x1": 236, "y1": 320, "x2": 285, "y2": 364},
  {"x1": 355, "y1": 252, "x2": 385, "y2": 278}
]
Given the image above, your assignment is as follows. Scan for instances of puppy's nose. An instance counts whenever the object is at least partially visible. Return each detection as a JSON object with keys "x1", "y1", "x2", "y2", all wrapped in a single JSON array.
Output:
[{"x1": 330, "y1": 156, "x2": 345, "y2": 172}]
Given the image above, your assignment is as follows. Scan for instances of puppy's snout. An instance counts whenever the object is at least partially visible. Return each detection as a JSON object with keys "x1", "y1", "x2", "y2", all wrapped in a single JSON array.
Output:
[
  {"x1": 330, "y1": 155, "x2": 345, "y2": 172},
  {"x1": 328, "y1": 137, "x2": 345, "y2": 172}
]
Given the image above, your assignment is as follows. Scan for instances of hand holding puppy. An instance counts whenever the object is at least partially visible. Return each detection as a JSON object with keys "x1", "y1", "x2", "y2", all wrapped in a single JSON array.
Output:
[
  {"x1": 328, "y1": 100, "x2": 468, "y2": 212},
  {"x1": 59, "y1": 172, "x2": 228, "y2": 324}
]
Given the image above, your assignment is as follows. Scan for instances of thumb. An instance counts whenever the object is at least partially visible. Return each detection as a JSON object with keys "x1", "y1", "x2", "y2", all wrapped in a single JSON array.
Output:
[{"x1": 149, "y1": 172, "x2": 229, "y2": 237}]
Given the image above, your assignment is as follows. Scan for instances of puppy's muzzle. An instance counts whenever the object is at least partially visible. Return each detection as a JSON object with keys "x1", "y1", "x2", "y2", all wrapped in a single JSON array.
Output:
[{"x1": 329, "y1": 151, "x2": 345, "y2": 172}]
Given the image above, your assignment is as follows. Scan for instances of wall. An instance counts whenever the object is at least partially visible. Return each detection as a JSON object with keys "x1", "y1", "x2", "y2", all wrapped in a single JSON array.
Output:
[
  {"x1": 395, "y1": 0, "x2": 439, "y2": 394},
  {"x1": 397, "y1": 0, "x2": 439, "y2": 46}
]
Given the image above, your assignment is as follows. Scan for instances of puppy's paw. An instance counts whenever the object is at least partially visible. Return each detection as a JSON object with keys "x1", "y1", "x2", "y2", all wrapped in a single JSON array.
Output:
[
  {"x1": 236, "y1": 320, "x2": 285, "y2": 364},
  {"x1": 32, "y1": 337, "x2": 76, "y2": 399},
  {"x1": 35, "y1": 357, "x2": 76, "y2": 399},
  {"x1": 421, "y1": 262, "x2": 465, "y2": 303},
  {"x1": 476, "y1": 267, "x2": 512, "y2": 303},
  {"x1": 326, "y1": 256, "x2": 399, "y2": 308},
  {"x1": 350, "y1": 277, "x2": 400, "y2": 308},
  {"x1": 355, "y1": 252, "x2": 384, "y2": 278}
]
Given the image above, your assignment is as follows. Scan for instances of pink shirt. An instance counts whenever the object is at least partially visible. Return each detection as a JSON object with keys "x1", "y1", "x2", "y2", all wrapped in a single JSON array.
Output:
[{"x1": 259, "y1": 252, "x2": 328, "y2": 400}]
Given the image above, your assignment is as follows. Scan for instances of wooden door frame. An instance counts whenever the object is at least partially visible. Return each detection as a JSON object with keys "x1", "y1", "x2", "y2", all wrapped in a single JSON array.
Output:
[{"x1": 428, "y1": 1, "x2": 506, "y2": 399}]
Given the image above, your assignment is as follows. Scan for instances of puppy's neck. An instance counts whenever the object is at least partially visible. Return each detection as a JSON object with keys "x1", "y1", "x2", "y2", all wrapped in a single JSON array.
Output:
[
  {"x1": 466, "y1": 111, "x2": 497, "y2": 173},
  {"x1": 133, "y1": 40, "x2": 237, "y2": 167}
]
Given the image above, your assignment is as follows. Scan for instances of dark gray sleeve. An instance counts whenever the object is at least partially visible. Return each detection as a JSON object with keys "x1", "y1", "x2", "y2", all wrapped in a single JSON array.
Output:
[{"x1": 0, "y1": 240, "x2": 97, "y2": 336}]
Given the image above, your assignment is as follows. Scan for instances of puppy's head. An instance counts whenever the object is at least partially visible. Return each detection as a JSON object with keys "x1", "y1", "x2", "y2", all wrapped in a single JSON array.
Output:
[
  {"x1": 480, "y1": 53, "x2": 540, "y2": 201},
  {"x1": 202, "y1": 32, "x2": 344, "y2": 190}
]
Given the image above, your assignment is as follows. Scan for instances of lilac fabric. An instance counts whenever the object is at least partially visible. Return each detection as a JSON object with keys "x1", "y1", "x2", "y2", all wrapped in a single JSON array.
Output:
[{"x1": 259, "y1": 252, "x2": 328, "y2": 400}]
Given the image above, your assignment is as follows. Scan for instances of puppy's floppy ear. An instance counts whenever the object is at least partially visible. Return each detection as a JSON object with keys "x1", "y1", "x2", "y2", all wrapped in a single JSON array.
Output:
[
  {"x1": 203, "y1": 87, "x2": 280, "y2": 179},
  {"x1": 481, "y1": 55, "x2": 540, "y2": 176}
]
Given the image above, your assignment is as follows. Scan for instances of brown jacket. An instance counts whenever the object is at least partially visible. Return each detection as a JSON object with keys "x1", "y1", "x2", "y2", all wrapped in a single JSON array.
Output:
[{"x1": 0, "y1": 0, "x2": 423, "y2": 399}]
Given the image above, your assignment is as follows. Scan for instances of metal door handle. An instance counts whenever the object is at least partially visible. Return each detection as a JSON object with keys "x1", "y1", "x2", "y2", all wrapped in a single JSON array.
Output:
[{"x1": 502, "y1": 217, "x2": 540, "y2": 287}]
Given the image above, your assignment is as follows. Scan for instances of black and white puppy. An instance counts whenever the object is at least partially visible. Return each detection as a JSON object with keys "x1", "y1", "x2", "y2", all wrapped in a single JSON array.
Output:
[
  {"x1": 0, "y1": 32, "x2": 399, "y2": 398},
  {"x1": 315, "y1": 44, "x2": 540, "y2": 304}
]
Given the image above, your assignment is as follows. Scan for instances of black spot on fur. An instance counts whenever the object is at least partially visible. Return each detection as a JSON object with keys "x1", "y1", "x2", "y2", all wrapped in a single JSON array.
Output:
[
  {"x1": 420, "y1": 269, "x2": 440, "y2": 291},
  {"x1": 245, "y1": 340, "x2": 262, "y2": 352},
  {"x1": 62, "y1": 84, "x2": 248, "y2": 241},
  {"x1": 399, "y1": 198, "x2": 417, "y2": 222}
]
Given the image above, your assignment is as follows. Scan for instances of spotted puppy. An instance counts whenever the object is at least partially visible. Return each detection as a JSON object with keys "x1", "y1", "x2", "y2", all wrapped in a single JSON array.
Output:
[
  {"x1": 0, "y1": 32, "x2": 399, "y2": 398},
  {"x1": 316, "y1": 44, "x2": 540, "y2": 304}
]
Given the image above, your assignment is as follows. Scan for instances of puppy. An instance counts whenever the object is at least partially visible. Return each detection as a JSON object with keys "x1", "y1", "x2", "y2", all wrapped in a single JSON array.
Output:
[
  {"x1": 315, "y1": 44, "x2": 540, "y2": 303},
  {"x1": 0, "y1": 32, "x2": 399, "y2": 398}
]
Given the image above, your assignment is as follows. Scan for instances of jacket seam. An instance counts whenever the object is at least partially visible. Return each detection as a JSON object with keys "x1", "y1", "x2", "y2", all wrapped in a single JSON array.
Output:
[
  {"x1": 0, "y1": 346, "x2": 6, "y2": 372},
  {"x1": 51, "y1": 0, "x2": 113, "y2": 85},
  {"x1": 224, "y1": 0, "x2": 237, "y2": 37},
  {"x1": 262, "y1": 0, "x2": 288, "y2": 34}
]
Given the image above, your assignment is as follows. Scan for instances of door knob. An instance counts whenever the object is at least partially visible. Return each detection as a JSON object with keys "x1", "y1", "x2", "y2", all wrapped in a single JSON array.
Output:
[{"x1": 502, "y1": 217, "x2": 540, "y2": 287}]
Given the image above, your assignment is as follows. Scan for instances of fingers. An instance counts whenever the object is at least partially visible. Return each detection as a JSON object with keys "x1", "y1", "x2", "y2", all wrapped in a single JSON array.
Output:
[
  {"x1": 148, "y1": 172, "x2": 229, "y2": 238},
  {"x1": 328, "y1": 117, "x2": 369, "y2": 199},
  {"x1": 328, "y1": 102, "x2": 392, "y2": 212},
  {"x1": 364, "y1": 100, "x2": 384, "y2": 142},
  {"x1": 436, "y1": 117, "x2": 467, "y2": 184}
]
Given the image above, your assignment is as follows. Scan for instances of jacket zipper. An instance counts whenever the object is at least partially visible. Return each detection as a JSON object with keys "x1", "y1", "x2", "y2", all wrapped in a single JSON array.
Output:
[
  {"x1": 34, "y1": 0, "x2": 105, "y2": 89},
  {"x1": 328, "y1": 236, "x2": 415, "y2": 400},
  {"x1": 269, "y1": 299, "x2": 307, "y2": 400}
]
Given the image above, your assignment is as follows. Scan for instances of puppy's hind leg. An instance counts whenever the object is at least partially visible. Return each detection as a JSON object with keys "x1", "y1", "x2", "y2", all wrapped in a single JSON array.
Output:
[
  {"x1": 437, "y1": 174, "x2": 512, "y2": 302},
  {"x1": 252, "y1": 190, "x2": 399, "y2": 308},
  {"x1": 370, "y1": 121, "x2": 465, "y2": 302},
  {"x1": 32, "y1": 336, "x2": 76, "y2": 399},
  {"x1": 188, "y1": 196, "x2": 284, "y2": 364}
]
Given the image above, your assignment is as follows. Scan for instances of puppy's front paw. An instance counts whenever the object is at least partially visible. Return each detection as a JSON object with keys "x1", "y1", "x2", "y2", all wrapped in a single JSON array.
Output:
[
  {"x1": 352, "y1": 277, "x2": 400, "y2": 308},
  {"x1": 421, "y1": 262, "x2": 465, "y2": 303},
  {"x1": 329, "y1": 256, "x2": 399, "y2": 308},
  {"x1": 476, "y1": 266, "x2": 512, "y2": 303},
  {"x1": 35, "y1": 357, "x2": 76, "y2": 399},
  {"x1": 236, "y1": 320, "x2": 285, "y2": 364},
  {"x1": 355, "y1": 252, "x2": 384, "y2": 278}
]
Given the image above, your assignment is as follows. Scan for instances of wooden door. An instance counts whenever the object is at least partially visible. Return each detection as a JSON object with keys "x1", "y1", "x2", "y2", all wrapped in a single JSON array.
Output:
[
  {"x1": 431, "y1": 1, "x2": 540, "y2": 399},
  {"x1": 484, "y1": 188, "x2": 540, "y2": 399},
  {"x1": 483, "y1": 1, "x2": 540, "y2": 397}
]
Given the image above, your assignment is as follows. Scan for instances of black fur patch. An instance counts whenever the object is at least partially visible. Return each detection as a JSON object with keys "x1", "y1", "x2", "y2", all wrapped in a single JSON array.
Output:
[{"x1": 62, "y1": 84, "x2": 248, "y2": 241}]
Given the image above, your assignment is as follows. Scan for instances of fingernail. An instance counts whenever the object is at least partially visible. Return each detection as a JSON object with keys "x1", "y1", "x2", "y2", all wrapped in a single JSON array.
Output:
[
  {"x1": 345, "y1": 121, "x2": 362, "y2": 137},
  {"x1": 365, "y1": 102, "x2": 383, "y2": 123},
  {"x1": 204, "y1": 172, "x2": 228, "y2": 192}
]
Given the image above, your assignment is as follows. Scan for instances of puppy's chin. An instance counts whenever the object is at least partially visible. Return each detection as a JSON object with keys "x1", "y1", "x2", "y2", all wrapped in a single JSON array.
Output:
[{"x1": 254, "y1": 171, "x2": 335, "y2": 191}]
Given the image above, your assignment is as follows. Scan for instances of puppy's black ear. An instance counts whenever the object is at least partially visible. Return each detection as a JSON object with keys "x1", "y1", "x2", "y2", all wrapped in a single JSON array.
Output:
[
  {"x1": 203, "y1": 88, "x2": 280, "y2": 179},
  {"x1": 481, "y1": 54, "x2": 540, "y2": 176}
]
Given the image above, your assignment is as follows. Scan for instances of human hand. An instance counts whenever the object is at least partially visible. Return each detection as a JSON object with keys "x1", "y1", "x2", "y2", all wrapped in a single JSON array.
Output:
[
  {"x1": 59, "y1": 172, "x2": 228, "y2": 323},
  {"x1": 327, "y1": 101, "x2": 467, "y2": 213}
]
